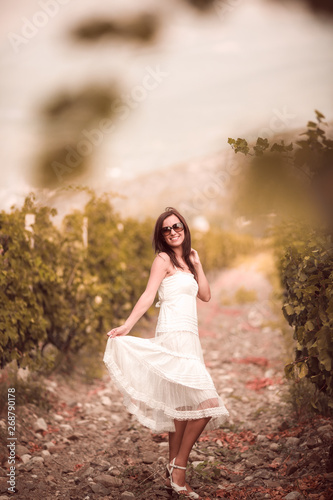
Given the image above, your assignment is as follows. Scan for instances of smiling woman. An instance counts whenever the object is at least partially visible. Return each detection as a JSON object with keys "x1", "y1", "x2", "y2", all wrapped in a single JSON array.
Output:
[
  {"x1": 153, "y1": 207, "x2": 198, "y2": 281},
  {"x1": 103, "y1": 206, "x2": 229, "y2": 497}
]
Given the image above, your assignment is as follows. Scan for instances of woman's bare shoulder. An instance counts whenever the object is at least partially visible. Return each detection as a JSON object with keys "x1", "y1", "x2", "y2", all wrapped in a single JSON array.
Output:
[{"x1": 156, "y1": 252, "x2": 171, "y2": 263}]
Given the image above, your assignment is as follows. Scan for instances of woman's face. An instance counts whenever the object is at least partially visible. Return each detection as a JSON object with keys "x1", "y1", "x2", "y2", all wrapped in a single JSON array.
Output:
[{"x1": 162, "y1": 214, "x2": 185, "y2": 249}]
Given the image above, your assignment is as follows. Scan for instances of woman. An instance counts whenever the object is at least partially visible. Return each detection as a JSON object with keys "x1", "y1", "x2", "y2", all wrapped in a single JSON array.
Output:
[{"x1": 104, "y1": 207, "x2": 229, "y2": 498}]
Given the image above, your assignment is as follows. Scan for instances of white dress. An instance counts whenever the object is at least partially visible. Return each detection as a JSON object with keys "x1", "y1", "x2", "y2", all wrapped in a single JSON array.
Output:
[{"x1": 103, "y1": 269, "x2": 229, "y2": 433}]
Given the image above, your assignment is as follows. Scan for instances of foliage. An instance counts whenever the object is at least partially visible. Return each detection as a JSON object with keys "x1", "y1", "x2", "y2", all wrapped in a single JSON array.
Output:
[
  {"x1": 272, "y1": 221, "x2": 333, "y2": 410},
  {"x1": 228, "y1": 112, "x2": 333, "y2": 412},
  {"x1": 0, "y1": 368, "x2": 53, "y2": 412},
  {"x1": 0, "y1": 191, "x2": 254, "y2": 373},
  {"x1": 192, "y1": 228, "x2": 256, "y2": 272},
  {"x1": 284, "y1": 377, "x2": 332, "y2": 420},
  {"x1": 0, "y1": 194, "x2": 57, "y2": 369},
  {"x1": 0, "y1": 192, "x2": 154, "y2": 371},
  {"x1": 228, "y1": 111, "x2": 333, "y2": 224}
]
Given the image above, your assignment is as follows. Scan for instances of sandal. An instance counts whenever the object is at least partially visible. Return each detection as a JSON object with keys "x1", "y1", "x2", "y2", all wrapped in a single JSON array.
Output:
[{"x1": 167, "y1": 458, "x2": 199, "y2": 499}]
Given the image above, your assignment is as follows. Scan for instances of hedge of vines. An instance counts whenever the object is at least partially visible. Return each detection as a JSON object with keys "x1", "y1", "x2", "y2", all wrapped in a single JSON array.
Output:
[
  {"x1": 228, "y1": 111, "x2": 333, "y2": 410},
  {"x1": 0, "y1": 192, "x2": 154, "y2": 371},
  {"x1": 0, "y1": 191, "x2": 255, "y2": 372},
  {"x1": 273, "y1": 222, "x2": 333, "y2": 410}
]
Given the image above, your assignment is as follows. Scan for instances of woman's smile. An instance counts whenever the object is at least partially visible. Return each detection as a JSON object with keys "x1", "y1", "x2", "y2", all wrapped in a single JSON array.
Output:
[{"x1": 169, "y1": 234, "x2": 181, "y2": 241}]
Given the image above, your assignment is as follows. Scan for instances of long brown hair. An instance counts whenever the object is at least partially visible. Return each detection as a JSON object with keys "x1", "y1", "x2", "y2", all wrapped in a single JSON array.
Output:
[{"x1": 153, "y1": 207, "x2": 197, "y2": 280}]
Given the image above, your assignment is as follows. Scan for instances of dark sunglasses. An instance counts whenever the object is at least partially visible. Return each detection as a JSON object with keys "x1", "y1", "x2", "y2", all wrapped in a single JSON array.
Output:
[{"x1": 161, "y1": 222, "x2": 184, "y2": 236}]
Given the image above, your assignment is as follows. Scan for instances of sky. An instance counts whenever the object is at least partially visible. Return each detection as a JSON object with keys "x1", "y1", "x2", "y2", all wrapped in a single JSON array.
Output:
[{"x1": 0, "y1": 0, "x2": 332, "y2": 210}]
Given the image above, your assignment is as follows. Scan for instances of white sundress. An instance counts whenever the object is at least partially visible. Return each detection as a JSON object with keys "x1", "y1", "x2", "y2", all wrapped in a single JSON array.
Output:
[{"x1": 103, "y1": 268, "x2": 229, "y2": 433}]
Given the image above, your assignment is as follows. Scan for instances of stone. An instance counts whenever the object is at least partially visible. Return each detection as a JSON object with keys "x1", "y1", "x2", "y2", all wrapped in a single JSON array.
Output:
[
  {"x1": 43, "y1": 441, "x2": 55, "y2": 450},
  {"x1": 255, "y1": 470, "x2": 271, "y2": 479},
  {"x1": 80, "y1": 466, "x2": 94, "y2": 478},
  {"x1": 101, "y1": 396, "x2": 112, "y2": 406},
  {"x1": 121, "y1": 493, "x2": 135, "y2": 499},
  {"x1": 95, "y1": 474, "x2": 122, "y2": 488},
  {"x1": 284, "y1": 492, "x2": 303, "y2": 500},
  {"x1": 286, "y1": 464, "x2": 298, "y2": 476},
  {"x1": 265, "y1": 479, "x2": 281, "y2": 488},
  {"x1": 142, "y1": 453, "x2": 157, "y2": 464},
  {"x1": 286, "y1": 437, "x2": 300, "y2": 447},
  {"x1": 307, "y1": 437, "x2": 320, "y2": 449},
  {"x1": 256, "y1": 435, "x2": 268, "y2": 444},
  {"x1": 41, "y1": 450, "x2": 51, "y2": 458},
  {"x1": 21, "y1": 454, "x2": 32, "y2": 464},
  {"x1": 53, "y1": 414, "x2": 64, "y2": 422},
  {"x1": 130, "y1": 431, "x2": 141, "y2": 442},
  {"x1": 67, "y1": 434, "x2": 80, "y2": 441},
  {"x1": 59, "y1": 424, "x2": 73, "y2": 433},
  {"x1": 89, "y1": 483, "x2": 109, "y2": 495},
  {"x1": 324, "y1": 472, "x2": 333, "y2": 482},
  {"x1": 31, "y1": 456, "x2": 44, "y2": 465},
  {"x1": 270, "y1": 443, "x2": 279, "y2": 451},
  {"x1": 317, "y1": 424, "x2": 332, "y2": 433},
  {"x1": 24, "y1": 462, "x2": 35, "y2": 472},
  {"x1": 90, "y1": 458, "x2": 111, "y2": 470},
  {"x1": 244, "y1": 475, "x2": 254, "y2": 481},
  {"x1": 33, "y1": 418, "x2": 48, "y2": 433},
  {"x1": 159, "y1": 442, "x2": 168, "y2": 449},
  {"x1": 0, "y1": 478, "x2": 8, "y2": 493},
  {"x1": 279, "y1": 421, "x2": 290, "y2": 432},
  {"x1": 245, "y1": 457, "x2": 262, "y2": 468},
  {"x1": 16, "y1": 445, "x2": 30, "y2": 457},
  {"x1": 49, "y1": 445, "x2": 66, "y2": 454},
  {"x1": 111, "y1": 469, "x2": 121, "y2": 476}
]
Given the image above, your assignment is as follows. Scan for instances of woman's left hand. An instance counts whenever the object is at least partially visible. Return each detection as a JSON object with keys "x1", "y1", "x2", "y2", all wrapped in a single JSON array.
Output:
[
  {"x1": 107, "y1": 324, "x2": 130, "y2": 338},
  {"x1": 189, "y1": 248, "x2": 201, "y2": 267}
]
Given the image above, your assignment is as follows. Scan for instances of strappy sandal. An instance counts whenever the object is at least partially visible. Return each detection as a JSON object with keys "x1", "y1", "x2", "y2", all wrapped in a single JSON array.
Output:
[{"x1": 167, "y1": 458, "x2": 199, "y2": 499}]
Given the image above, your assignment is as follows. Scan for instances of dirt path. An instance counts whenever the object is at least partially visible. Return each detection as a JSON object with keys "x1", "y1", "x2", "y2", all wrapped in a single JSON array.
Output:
[{"x1": 0, "y1": 251, "x2": 332, "y2": 500}]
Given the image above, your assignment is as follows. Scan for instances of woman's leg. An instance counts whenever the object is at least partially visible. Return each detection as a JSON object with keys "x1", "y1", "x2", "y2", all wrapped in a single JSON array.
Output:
[
  {"x1": 171, "y1": 417, "x2": 211, "y2": 488},
  {"x1": 168, "y1": 419, "x2": 187, "y2": 462}
]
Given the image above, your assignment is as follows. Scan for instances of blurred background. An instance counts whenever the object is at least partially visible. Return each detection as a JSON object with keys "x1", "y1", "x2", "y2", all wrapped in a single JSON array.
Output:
[
  {"x1": 1, "y1": 3, "x2": 333, "y2": 474},
  {"x1": 1, "y1": 0, "x2": 332, "y2": 227}
]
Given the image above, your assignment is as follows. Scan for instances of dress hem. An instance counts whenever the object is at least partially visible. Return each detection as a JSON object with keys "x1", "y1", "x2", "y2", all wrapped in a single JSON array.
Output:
[{"x1": 103, "y1": 354, "x2": 230, "y2": 433}]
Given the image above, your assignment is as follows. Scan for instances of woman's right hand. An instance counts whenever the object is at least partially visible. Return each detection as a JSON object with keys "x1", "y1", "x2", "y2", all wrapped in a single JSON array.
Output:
[{"x1": 107, "y1": 325, "x2": 130, "y2": 338}]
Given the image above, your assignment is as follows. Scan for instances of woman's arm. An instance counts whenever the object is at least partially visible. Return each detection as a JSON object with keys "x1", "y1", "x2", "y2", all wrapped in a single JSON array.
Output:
[
  {"x1": 107, "y1": 253, "x2": 170, "y2": 338},
  {"x1": 190, "y1": 249, "x2": 211, "y2": 302}
]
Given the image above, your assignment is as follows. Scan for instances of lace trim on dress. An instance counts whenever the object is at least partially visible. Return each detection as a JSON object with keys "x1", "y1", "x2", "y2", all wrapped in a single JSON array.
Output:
[
  {"x1": 104, "y1": 355, "x2": 230, "y2": 433},
  {"x1": 125, "y1": 400, "x2": 229, "y2": 433}
]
